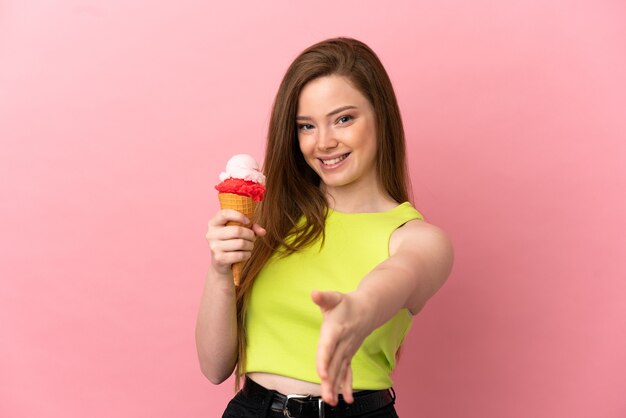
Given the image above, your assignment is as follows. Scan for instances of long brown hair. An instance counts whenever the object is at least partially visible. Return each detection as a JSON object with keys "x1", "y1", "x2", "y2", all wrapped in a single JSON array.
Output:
[{"x1": 233, "y1": 37, "x2": 411, "y2": 391}]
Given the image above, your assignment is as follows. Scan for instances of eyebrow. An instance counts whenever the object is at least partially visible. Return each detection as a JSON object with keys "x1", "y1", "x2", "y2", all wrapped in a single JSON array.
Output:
[{"x1": 295, "y1": 105, "x2": 358, "y2": 121}]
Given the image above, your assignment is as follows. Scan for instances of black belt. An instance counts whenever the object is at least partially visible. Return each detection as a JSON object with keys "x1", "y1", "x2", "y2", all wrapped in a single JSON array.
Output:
[{"x1": 241, "y1": 376, "x2": 395, "y2": 418}]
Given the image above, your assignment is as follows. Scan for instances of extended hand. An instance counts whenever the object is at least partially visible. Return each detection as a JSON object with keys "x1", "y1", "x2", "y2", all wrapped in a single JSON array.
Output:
[{"x1": 311, "y1": 290, "x2": 373, "y2": 406}]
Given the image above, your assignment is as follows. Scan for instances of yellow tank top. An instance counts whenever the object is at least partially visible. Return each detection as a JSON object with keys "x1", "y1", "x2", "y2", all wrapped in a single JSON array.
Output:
[{"x1": 244, "y1": 202, "x2": 424, "y2": 389}]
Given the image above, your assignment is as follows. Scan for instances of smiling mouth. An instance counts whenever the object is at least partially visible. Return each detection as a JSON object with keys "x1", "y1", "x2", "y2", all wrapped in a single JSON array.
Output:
[{"x1": 320, "y1": 153, "x2": 350, "y2": 166}]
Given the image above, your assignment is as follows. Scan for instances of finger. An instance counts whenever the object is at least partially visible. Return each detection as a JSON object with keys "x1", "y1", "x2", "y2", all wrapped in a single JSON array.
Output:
[
  {"x1": 316, "y1": 324, "x2": 340, "y2": 380},
  {"x1": 311, "y1": 290, "x2": 343, "y2": 312},
  {"x1": 321, "y1": 377, "x2": 335, "y2": 406},
  {"x1": 212, "y1": 225, "x2": 257, "y2": 241},
  {"x1": 326, "y1": 342, "x2": 348, "y2": 393},
  {"x1": 322, "y1": 355, "x2": 343, "y2": 407},
  {"x1": 208, "y1": 209, "x2": 250, "y2": 227},
  {"x1": 211, "y1": 250, "x2": 251, "y2": 266},
  {"x1": 332, "y1": 360, "x2": 348, "y2": 406},
  {"x1": 341, "y1": 364, "x2": 354, "y2": 404},
  {"x1": 207, "y1": 229, "x2": 255, "y2": 254},
  {"x1": 212, "y1": 238, "x2": 254, "y2": 253},
  {"x1": 251, "y1": 223, "x2": 266, "y2": 236}
]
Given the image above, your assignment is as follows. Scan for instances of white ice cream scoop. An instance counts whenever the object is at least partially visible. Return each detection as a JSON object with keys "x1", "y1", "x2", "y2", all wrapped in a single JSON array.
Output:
[{"x1": 219, "y1": 154, "x2": 266, "y2": 184}]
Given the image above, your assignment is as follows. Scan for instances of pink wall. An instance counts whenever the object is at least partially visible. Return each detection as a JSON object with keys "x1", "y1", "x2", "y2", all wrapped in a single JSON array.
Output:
[{"x1": 1, "y1": 1, "x2": 625, "y2": 417}]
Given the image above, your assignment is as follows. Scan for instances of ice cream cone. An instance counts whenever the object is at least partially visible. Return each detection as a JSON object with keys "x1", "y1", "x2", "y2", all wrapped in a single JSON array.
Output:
[{"x1": 218, "y1": 192, "x2": 258, "y2": 286}]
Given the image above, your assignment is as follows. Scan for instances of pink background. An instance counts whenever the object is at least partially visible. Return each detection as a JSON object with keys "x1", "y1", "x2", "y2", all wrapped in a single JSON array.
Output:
[{"x1": 1, "y1": 1, "x2": 625, "y2": 417}]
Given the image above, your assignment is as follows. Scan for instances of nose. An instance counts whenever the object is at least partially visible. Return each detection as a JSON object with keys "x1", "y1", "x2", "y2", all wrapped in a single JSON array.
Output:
[{"x1": 316, "y1": 127, "x2": 339, "y2": 151}]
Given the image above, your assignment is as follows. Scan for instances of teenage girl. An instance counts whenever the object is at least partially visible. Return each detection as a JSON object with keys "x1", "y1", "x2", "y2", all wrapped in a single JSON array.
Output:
[{"x1": 196, "y1": 37, "x2": 454, "y2": 418}]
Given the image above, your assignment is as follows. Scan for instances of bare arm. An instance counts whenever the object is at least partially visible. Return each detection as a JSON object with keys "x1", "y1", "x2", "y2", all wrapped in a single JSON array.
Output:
[
  {"x1": 195, "y1": 209, "x2": 266, "y2": 384},
  {"x1": 195, "y1": 266, "x2": 238, "y2": 384},
  {"x1": 358, "y1": 219, "x2": 454, "y2": 323},
  {"x1": 312, "y1": 219, "x2": 454, "y2": 405}
]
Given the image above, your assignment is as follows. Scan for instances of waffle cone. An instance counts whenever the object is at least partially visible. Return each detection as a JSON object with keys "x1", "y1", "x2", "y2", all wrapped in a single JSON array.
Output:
[{"x1": 217, "y1": 192, "x2": 258, "y2": 286}]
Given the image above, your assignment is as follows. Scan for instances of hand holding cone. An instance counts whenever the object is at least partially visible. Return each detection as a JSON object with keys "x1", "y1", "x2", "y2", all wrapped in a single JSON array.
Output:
[
  {"x1": 217, "y1": 192, "x2": 259, "y2": 286},
  {"x1": 215, "y1": 154, "x2": 266, "y2": 286}
]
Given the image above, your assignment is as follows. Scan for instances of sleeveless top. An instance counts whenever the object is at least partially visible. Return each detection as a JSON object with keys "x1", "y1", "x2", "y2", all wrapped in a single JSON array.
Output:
[{"x1": 244, "y1": 202, "x2": 425, "y2": 389}]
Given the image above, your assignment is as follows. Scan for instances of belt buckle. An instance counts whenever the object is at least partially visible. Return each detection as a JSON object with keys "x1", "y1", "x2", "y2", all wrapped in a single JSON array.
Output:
[{"x1": 283, "y1": 394, "x2": 310, "y2": 418}]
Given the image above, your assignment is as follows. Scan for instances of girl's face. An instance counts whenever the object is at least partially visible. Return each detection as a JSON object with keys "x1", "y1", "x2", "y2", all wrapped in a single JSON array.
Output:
[{"x1": 296, "y1": 75, "x2": 378, "y2": 193}]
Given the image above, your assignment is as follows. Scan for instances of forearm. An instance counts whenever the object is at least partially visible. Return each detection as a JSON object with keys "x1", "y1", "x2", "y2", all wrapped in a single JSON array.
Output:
[
  {"x1": 351, "y1": 263, "x2": 418, "y2": 331},
  {"x1": 356, "y1": 258, "x2": 445, "y2": 325},
  {"x1": 353, "y1": 225, "x2": 454, "y2": 330},
  {"x1": 194, "y1": 266, "x2": 238, "y2": 384}
]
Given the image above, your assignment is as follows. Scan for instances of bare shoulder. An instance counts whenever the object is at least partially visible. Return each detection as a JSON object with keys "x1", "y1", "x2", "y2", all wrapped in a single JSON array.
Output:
[
  {"x1": 389, "y1": 219, "x2": 454, "y2": 260},
  {"x1": 389, "y1": 219, "x2": 454, "y2": 276},
  {"x1": 388, "y1": 219, "x2": 454, "y2": 315}
]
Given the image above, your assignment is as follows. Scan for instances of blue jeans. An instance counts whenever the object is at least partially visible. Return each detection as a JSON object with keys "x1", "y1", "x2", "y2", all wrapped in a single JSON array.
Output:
[{"x1": 221, "y1": 386, "x2": 400, "y2": 418}]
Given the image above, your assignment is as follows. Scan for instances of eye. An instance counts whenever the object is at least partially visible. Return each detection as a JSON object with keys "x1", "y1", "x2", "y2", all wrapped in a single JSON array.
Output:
[
  {"x1": 298, "y1": 123, "x2": 314, "y2": 131},
  {"x1": 337, "y1": 115, "x2": 353, "y2": 124}
]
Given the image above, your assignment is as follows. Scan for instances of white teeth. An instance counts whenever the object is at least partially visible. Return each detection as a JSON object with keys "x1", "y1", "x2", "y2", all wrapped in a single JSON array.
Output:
[{"x1": 321, "y1": 154, "x2": 348, "y2": 165}]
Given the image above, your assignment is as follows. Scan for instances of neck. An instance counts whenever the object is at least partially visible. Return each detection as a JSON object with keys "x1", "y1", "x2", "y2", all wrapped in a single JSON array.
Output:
[{"x1": 322, "y1": 179, "x2": 399, "y2": 213}]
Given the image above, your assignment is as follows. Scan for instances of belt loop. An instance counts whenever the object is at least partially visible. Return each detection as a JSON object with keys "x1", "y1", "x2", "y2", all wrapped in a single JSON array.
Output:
[
  {"x1": 318, "y1": 398, "x2": 325, "y2": 418},
  {"x1": 388, "y1": 386, "x2": 396, "y2": 402}
]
